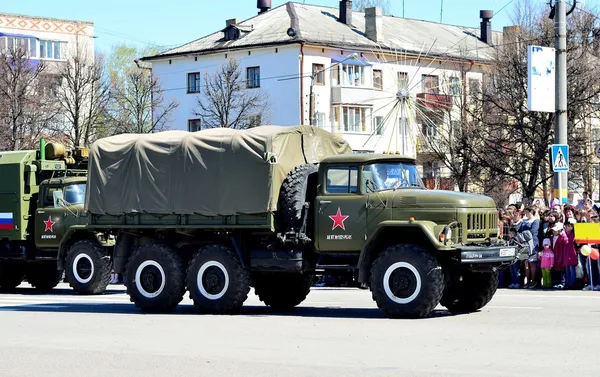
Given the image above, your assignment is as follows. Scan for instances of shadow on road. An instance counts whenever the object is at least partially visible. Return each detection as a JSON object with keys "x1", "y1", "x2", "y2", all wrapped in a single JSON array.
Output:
[
  {"x1": 3, "y1": 287, "x2": 126, "y2": 296},
  {"x1": 0, "y1": 301, "x2": 464, "y2": 320}
]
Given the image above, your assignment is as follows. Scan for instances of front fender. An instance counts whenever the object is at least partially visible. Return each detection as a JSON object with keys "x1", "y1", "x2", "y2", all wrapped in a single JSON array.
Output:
[{"x1": 356, "y1": 220, "x2": 453, "y2": 283}]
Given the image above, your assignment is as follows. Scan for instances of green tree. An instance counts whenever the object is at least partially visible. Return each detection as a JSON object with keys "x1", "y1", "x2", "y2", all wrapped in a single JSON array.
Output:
[{"x1": 106, "y1": 44, "x2": 178, "y2": 134}]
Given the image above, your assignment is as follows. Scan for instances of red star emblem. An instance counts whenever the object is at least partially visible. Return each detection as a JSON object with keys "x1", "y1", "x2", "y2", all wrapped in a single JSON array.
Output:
[
  {"x1": 44, "y1": 216, "x2": 55, "y2": 232},
  {"x1": 329, "y1": 208, "x2": 349, "y2": 231}
]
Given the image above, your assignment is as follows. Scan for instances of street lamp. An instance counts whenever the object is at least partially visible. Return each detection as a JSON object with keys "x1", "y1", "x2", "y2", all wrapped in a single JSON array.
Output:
[{"x1": 309, "y1": 52, "x2": 360, "y2": 126}]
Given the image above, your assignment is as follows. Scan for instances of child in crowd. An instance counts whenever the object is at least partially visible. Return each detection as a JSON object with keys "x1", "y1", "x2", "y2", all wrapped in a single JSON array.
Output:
[
  {"x1": 564, "y1": 218, "x2": 579, "y2": 289},
  {"x1": 551, "y1": 222, "x2": 567, "y2": 289},
  {"x1": 539, "y1": 238, "x2": 554, "y2": 288}
]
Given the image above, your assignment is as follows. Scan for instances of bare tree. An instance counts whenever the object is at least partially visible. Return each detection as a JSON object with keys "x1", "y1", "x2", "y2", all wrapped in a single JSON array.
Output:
[
  {"x1": 107, "y1": 44, "x2": 178, "y2": 134},
  {"x1": 352, "y1": 0, "x2": 391, "y2": 15},
  {"x1": 0, "y1": 46, "x2": 59, "y2": 150},
  {"x1": 195, "y1": 58, "x2": 271, "y2": 130},
  {"x1": 470, "y1": 1, "x2": 600, "y2": 202},
  {"x1": 55, "y1": 38, "x2": 111, "y2": 147}
]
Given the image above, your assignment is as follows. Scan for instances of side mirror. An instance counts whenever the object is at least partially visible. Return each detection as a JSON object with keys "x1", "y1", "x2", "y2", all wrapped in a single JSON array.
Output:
[{"x1": 53, "y1": 190, "x2": 65, "y2": 208}]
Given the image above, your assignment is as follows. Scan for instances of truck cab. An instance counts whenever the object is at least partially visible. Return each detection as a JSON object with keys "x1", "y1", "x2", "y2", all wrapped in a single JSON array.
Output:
[{"x1": 34, "y1": 177, "x2": 87, "y2": 251}]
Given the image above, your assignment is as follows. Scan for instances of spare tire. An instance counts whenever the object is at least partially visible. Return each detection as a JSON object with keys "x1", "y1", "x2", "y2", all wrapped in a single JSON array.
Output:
[{"x1": 278, "y1": 164, "x2": 318, "y2": 232}]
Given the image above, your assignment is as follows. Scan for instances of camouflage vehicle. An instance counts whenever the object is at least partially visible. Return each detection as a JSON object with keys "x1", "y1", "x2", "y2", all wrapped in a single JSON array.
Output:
[
  {"x1": 58, "y1": 126, "x2": 517, "y2": 318},
  {"x1": 0, "y1": 140, "x2": 112, "y2": 294}
]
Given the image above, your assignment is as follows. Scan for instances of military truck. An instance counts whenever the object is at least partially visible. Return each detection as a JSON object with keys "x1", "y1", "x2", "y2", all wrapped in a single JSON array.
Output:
[
  {"x1": 58, "y1": 126, "x2": 517, "y2": 318},
  {"x1": 0, "y1": 140, "x2": 112, "y2": 294}
]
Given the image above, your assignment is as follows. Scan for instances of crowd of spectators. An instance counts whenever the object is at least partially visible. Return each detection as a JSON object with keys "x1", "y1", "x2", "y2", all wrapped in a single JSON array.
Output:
[{"x1": 498, "y1": 194, "x2": 600, "y2": 290}]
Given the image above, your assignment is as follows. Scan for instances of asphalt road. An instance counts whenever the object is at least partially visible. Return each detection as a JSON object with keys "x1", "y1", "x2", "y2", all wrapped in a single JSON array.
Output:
[{"x1": 0, "y1": 283, "x2": 598, "y2": 377}]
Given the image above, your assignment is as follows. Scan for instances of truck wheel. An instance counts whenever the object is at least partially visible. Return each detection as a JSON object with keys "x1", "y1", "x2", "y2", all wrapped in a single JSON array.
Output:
[
  {"x1": 278, "y1": 164, "x2": 318, "y2": 230},
  {"x1": 370, "y1": 244, "x2": 444, "y2": 318},
  {"x1": 186, "y1": 244, "x2": 250, "y2": 313},
  {"x1": 440, "y1": 270, "x2": 499, "y2": 313},
  {"x1": 253, "y1": 272, "x2": 313, "y2": 310},
  {"x1": 26, "y1": 262, "x2": 63, "y2": 291},
  {"x1": 125, "y1": 244, "x2": 186, "y2": 313},
  {"x1": 0, "y1": 263, "x2": 25, "y2": 291},
  {"x1": 65, "y1": 240, "x2": 112, "y2": 295}
]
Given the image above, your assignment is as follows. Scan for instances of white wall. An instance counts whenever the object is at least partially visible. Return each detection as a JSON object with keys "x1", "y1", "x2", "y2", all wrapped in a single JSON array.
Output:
[
  {"x1": 150, "y1": 45, "x2": 301, "y2": 131},
  {"x1": 301, "y1": 46, "x2": 485, "y2": 155}
]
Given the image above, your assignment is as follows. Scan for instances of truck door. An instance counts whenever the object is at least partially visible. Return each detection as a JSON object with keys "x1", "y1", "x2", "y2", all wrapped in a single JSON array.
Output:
[
  {"x1": 315, "y1": 165, "x2": 367, "y2": 252},
  {"x1": 35, "y1": 185, "x2": 68, "y2": 249}
]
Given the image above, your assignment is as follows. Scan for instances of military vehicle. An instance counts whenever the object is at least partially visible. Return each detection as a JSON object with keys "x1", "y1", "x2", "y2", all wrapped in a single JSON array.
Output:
[
  {"x1": 0, "y1": 140, "x2": 112, "y2": 294},
  {"x1": 58, "y1": 126, "x2": 517, "y2": 318}
]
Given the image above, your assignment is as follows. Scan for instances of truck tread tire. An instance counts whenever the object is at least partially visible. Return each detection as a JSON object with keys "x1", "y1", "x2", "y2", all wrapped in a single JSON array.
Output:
[
  {"x1": 26, "y1": 262, "x2": 63, "y2": 291},
  {"x1": 186, "y1": 244, "x2": 250, "y2": 313},
  {"x1": 253, "y1": 272, "x2": 313, "y2": 310},
  {"x1": 370, "y1": 244, "x2": 444, "y2": 318},
  {"x1": 278, "y1": 164, "x2": 318, "y2": 230},
  {"x1": 65, "y1": 240, "x2": 112, "y2": 295},
  {"x1": 440, "y1": 271, "x2": 499, "y2": 313},
  {"x1": 0, "y1": 263, "x2": 25, "y2": 291},
  {"x1": 125, "y1": 244, "x2": 186, "y2": 313}
]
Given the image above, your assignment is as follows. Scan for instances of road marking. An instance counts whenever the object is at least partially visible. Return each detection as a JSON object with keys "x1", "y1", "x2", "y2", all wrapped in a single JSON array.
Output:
[{"x1": 496, "y1": 293, "x2": 600, "y2": 300}]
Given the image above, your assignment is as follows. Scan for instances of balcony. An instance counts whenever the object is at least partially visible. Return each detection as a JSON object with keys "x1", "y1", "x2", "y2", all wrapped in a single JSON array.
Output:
[
  {"x1": 331, "y1": 86, "x2": 375, "y2": 105},
  {"x1": 416, "y1": 93, "x2": 453, "y2": 111}
]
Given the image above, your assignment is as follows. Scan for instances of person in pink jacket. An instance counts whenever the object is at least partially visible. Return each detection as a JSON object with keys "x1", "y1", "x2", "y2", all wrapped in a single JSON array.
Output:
[
  {"x1": 538, "y1": 238, "x2": 554, "y2": 288},
  {"x1": 564, "y1": 218, "x2": 579, "y2": 289},
  {"x1": 551, "y1": 222, "x2": 568, "y2": 289}
]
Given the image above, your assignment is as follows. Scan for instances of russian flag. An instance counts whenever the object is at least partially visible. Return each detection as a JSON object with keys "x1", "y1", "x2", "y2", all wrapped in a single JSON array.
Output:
[{"x1": 0, "y1": 213, "x2": 14, "y2": 231}]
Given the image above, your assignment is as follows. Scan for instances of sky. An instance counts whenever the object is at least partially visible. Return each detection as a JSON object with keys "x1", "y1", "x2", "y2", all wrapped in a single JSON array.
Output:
[{"x1": 1, "y1": 0, "x2": 525, "y2": 54}]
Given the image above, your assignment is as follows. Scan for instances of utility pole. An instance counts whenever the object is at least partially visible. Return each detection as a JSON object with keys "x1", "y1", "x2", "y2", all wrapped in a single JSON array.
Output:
[
  {"x1": 554, "y1": 0, "x2": 569, "y2": 204},
  {"x1": 440, "y1": 0, "x2": 443, "y2": 23}
]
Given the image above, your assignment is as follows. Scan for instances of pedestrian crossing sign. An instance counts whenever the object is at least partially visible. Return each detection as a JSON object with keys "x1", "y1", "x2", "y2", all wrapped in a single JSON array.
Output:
[{"x1": 550, "y1": 144, "x2": 569, "y2": 172}]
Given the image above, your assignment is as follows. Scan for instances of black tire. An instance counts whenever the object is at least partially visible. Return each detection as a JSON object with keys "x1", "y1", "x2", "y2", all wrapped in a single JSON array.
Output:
[
  {"x1": 26, "y1": 262, "x2": 63, "y2": 291},
  {"x1": 125, "y1": 244, "x2": 186, "y2": 313},
  {"x1": 65, "y1": 240, "x2": 112, "y2": 295},
  {"x1": 278, "y1": 164, "x2": 318, "y2": 231},
  {"x1": 440, "y1": 270, "x2": 499, "y2": 313},
  {"x1": 0, "y1": 263, "x2": 25, "y2": 291},
  {"x1": 253, "y1": 272, "x2": 313, "y2": 310},
  {"x1": 186, "y1": 244, "x2": 250, "y2": 313},
  {"x1": 370, "y1": 244, "x2": 444, "y2": 318}
]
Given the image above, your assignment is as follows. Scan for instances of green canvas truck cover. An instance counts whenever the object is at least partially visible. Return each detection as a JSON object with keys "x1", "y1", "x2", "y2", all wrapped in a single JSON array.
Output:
[{"x1": 84, "y1": 125, "x2": 352, "y2": 216}]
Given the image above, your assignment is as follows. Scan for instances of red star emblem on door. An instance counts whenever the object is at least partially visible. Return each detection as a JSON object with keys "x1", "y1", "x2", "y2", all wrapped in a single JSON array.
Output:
[
  {"x1": 44, "y1": 216, "x2": 55, "y2": 232},
  {"x1": 329, "y1": 208, "x2": 349, "y2": 231}
]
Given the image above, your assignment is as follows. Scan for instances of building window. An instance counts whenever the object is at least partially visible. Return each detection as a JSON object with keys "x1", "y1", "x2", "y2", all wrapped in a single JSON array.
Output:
[
  {"x1": 187, "y1": 72, "x2": 201, "y2": 93},
  {"x1": 315, "y1": 112, "x2": 326, "y2": 128},
  {"x1": 332, "y1": 64, "x2": 365, "y2": 87},
  {"x1": 312, "y1": 64, "x2": 325, "y2": 85},
  {"x1": 422, "y1": 122, "x2": 438, "y2": 138},
  {"x1": 373, "y1": 69, "x2": 383, "y2": 90},
  {"x1": 449, "y1": 76, "x2": 461, "y2": 96},
  {"x1": 326, "y1": 167, "x2": 358, "y2": 194},
  {"x1": 469, "y1": 78, "x2": 481, "y2": 98},
  {"x1": 398, "y1": 72, "x2": 409, "y2": 90},
  {"x1": 188, "y1": 119, "x2": 201, "y2": 132},
  {"x1": 1, "y1": 36, "x2": 38, "y2": 58},
  {"x1": 248, "y1": 114, "x2": 261, "y2": 128},
  {"x1": 39, "y1": 40, "x2": 66, "y2": 60},
  {"x1": 331, "y1": 106, "x2": 370, "y2": 133},
  {"x1": 422, "y1": 74, "x2": 439, "y2": 93},
  {"x1": 373, "y1": 116, "x2": 384, "y2": 135},
  {"x1": 247, "y1": 66, "x2": 260, "y2": 88}
]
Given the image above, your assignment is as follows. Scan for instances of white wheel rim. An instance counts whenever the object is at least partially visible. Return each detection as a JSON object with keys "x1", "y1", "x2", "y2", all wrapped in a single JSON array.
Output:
[
  {"x1": 72, "y1": 253, "x2": 94, "y2": 284},
  {"x1": 383, "y1": 262, "x2": 422, "y2": 304},
  {"x1": 197, "y1": 261, "x2": 229, "y2": 300},
  {"x1": 135, "y1": 260, "x2": 166, "y2": 299}
]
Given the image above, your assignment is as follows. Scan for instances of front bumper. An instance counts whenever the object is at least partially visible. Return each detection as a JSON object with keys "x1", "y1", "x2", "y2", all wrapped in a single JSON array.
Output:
[{"x1": 458, "y1": 245, "x2": 518, "y2": 264}]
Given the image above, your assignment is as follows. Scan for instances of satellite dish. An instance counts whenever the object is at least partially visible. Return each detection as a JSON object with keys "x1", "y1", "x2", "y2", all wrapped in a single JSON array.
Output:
[{"x1": 287, "y1": 27, "x2": 296, "y2": 37}]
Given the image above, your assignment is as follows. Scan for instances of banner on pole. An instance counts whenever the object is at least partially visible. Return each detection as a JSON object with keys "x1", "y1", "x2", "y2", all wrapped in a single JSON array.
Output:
[{"x1": 527, "y1": 45, "x2": 556, "y2": 113}]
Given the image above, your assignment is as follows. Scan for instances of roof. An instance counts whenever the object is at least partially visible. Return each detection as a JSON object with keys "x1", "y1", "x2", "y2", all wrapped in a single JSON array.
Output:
[
  {"x1": 0, "y1": 12, "x2": 93, "y2": 25},
  {"x1": 321, "y1": 153, "x2": 416, "y2": 164},
  {"x1": 143, "y1": 2, "x2": 503, "y2": 62}
]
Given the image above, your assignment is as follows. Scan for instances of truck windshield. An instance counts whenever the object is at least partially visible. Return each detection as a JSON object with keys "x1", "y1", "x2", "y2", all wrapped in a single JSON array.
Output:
[
  {"x1": 63, "y1": 184, "x2": 86, "y2": 205},
  {"x1": 363, "y1": 162, "x2": 425, "y2": 192}
]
